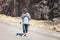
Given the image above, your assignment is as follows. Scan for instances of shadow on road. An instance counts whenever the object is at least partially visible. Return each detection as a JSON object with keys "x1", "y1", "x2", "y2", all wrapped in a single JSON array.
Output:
[{"x1": 16, "y1": 33, "x2": 23, "y2": 36}]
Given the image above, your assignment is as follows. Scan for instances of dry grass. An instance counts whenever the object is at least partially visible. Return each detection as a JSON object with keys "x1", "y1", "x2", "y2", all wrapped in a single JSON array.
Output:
[
  {"x1": 0, "y1": 14, "x2": 21, "y2": 23},
  {"x1": 0, "y1": 14, "x2": 60, "y2": 31}
]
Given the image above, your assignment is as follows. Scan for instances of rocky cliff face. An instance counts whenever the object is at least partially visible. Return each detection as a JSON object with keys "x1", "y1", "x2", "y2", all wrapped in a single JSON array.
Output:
[{"x1": 0, "y1": 0, "x2": 60, "y2": 20}]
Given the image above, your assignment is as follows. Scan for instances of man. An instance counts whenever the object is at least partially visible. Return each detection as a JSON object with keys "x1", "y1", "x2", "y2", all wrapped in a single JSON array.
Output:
[{"x1": 21, "y1": 11, "x2": 31, "y2": 36}]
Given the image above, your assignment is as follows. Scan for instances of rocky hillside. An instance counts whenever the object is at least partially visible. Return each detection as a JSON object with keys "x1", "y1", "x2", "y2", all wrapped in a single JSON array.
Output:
[{"x1": 0, "y1": 0, "x2": 60, "y2": 20}]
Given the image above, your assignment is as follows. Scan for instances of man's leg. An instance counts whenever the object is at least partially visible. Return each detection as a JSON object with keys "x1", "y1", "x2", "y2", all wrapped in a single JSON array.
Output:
[
  {"x1": 25, "y1": 24, "x2": 28, "y2": 33},
  {"x1": 23, "y1": 24, "x2": 25, "y2": 33},
  {"x1": 24, "y1": 24, "x2": 29, "y2": 36}
]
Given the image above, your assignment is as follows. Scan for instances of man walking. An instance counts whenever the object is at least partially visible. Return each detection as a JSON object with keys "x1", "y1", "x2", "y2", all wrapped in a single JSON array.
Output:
[{"x1": 21, "y1": 11, "x2": 31, "y2": 36}]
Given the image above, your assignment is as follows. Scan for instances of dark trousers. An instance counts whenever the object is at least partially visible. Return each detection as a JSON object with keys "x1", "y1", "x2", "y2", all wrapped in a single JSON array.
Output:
[{"x1": 23, "y1": 24, "x2": 29, "y2": 33}]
